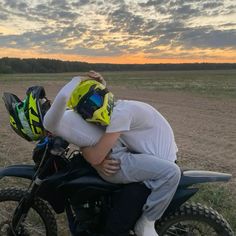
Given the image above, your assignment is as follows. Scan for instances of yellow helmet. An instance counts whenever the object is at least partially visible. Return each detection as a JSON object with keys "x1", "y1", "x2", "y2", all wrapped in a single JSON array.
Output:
[
  {"x1": 67, "y1": 80, "x2": 114, "y2": 126},
  {"x1": 2, "y1": 86, "x2": 51, "y2": 141}
]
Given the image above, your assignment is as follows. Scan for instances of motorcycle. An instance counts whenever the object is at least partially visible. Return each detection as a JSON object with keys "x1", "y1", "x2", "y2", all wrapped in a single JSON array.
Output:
[{"x1": 0, "y1": 135, "x2": 234, "y2": 236}]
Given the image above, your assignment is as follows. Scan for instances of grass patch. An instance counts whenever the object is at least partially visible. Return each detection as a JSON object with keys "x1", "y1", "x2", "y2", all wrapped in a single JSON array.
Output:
[
  {"x1": 1, "y1": 70, "x2": 236, "y2": 98},
  {"x1": 191, "y1": 183, "x2": 236, "y2": 233},
  {"x1": 104, "y1": 70, "x2": 236, "y2": 98},
  {"x1": 0, "y1": 73, "x2": 77, "y2": 82}
]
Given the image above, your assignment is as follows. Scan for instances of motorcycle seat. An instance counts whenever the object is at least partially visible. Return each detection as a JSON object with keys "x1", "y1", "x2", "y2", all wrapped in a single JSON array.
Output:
[{"x1": 59, "y1": 174, "x2": 122, "y2": 192}]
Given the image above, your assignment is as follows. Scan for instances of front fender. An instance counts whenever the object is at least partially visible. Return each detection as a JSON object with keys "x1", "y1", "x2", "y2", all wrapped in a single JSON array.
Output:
[{"x1": 0, "y1": 164, "x2": 35, "y2": 180}]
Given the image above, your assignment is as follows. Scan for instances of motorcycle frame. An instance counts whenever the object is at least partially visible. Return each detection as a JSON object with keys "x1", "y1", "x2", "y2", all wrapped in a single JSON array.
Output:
[{"x1": 0, "y1": 161, "x2": 232, "y2": 234}]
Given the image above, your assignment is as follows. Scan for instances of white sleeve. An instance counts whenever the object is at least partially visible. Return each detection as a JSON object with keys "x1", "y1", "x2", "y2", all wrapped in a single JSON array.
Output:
[
  {"x1": 106, "y1": 112, "x2": 131, "y2": 133},
  {"x1": 43, "y1": 77, "x2": 81, "y2": 133}
]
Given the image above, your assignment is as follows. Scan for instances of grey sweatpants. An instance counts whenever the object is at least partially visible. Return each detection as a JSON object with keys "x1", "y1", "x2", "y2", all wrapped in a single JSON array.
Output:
[{"x1": 99, "y1": 150, "x2": 181, "y2": 221}]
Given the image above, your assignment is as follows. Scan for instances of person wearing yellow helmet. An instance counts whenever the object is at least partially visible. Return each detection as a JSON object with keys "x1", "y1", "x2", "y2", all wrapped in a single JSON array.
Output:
[
  {"x1": 2, "y1": 76, "x2": 149, "y2": 236},
  {"x1": 42, "y1": 73, "x2": 154, "y2": 236},
  {"x1": 44, "y1": 71, "x2": 179, "y2": 236},
  {"x1": 72, "y1": 72, "x2": 180, "y2": 236}
]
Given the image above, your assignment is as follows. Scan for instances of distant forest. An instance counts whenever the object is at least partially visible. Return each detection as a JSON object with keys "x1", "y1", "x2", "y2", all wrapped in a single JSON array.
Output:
[{"x1": 1, "y1": 57, "x2": 236, "y2": 73}]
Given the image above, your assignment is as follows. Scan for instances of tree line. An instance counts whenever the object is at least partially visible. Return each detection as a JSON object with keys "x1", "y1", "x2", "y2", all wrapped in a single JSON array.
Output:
[{"x1": 0, "y1": 57, "x2": 236, "y2": 73}]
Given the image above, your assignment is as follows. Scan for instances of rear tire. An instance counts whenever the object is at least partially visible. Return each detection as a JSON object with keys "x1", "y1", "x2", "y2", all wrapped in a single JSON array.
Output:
[
  {"x1": 156, "y1": 202, "x2": 234, "y2": 236},
  {"x1": 0, "y1": 187, "x2": 57, "y2": 236}
]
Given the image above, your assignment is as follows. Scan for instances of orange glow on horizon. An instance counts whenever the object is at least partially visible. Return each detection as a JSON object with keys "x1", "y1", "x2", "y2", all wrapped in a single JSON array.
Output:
[{"x1": 1, "y1": 47, "x2": 236, "y2": 64}]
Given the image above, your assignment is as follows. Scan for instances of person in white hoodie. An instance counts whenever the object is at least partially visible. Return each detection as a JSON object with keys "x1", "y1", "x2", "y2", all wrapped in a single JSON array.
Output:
[{"x1": 44, "y1": 72, "x2": 180, "y2": 236}]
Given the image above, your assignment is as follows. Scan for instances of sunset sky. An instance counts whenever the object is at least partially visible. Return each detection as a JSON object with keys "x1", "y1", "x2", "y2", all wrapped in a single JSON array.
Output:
[{"x1": 0, "y1": 0, "x2": 236, "y2": 64}]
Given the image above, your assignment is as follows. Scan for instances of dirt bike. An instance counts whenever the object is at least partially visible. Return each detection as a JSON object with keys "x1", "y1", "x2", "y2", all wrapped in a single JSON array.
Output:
[{"x1": 0, "y1": 136, "x2": 234, "y2": 236}]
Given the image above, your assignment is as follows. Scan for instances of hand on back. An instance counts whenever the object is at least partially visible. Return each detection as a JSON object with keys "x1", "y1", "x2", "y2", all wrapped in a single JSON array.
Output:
[{"x1": 86, "y1": 70, "x2": 106, "y2": 86}]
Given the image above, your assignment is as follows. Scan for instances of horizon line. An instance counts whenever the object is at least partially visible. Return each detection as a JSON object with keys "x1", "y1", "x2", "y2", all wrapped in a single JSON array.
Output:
[{"x1": 1, "y1": 57, "x2": 236, "y2": 65}]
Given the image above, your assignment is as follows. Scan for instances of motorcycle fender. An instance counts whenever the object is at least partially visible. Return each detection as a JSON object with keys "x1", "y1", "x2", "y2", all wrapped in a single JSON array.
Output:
[
  {"x1": 0, "y1": 164, "x2": 35, "y2": 180},
  {"x1": 180, "y1": 170, "x2": 232, "y2": 187}
]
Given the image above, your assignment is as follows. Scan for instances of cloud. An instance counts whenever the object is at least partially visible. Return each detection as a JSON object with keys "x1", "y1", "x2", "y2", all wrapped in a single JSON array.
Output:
[
  {"x1": 108, "y1": 6, "x2": 146, "y2": 35},
  {"x1": 30, "y1": 3, "x2": 78, "y2": 24},
  {"x1": 0, "y1": 0, "x2": 235, "y2": 60},
  {"x1": 179, "y1": 28, "x2": 236, "y2": 49},
  {"x1": 71, "y1": 0, "x2": 92, "y2": 7},
  {"x1": 139, "y1": 0, "x2": 232, "y2": 18},
  {"x1": 3, "y1": 0, "x2": 28, "y2": 12},
  {"x1": 0, "y1": 11, "x2": 8, "y2": 20}
]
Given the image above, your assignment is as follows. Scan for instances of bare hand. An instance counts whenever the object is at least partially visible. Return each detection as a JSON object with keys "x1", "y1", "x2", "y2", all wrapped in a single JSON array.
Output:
[
  {"x1": 87, "y1": 70, "x2": 106, "y2": 86},
  {"x1": 93, "y1": 157, "x2": 120, "y2": 176}
]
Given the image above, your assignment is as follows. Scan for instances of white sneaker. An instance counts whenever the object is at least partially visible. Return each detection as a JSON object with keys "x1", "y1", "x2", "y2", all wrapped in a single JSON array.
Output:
[{"x1": 134, "y1": 215, "x2": 158, "y2": 236}]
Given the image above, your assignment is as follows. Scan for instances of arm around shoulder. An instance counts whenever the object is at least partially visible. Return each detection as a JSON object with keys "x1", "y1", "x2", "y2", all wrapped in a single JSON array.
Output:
[{"x1": 43, "y1": 76, "x2": 82, "y2": 133}]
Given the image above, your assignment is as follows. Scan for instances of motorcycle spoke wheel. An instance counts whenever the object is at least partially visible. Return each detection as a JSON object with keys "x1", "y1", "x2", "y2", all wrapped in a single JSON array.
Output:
[
  {"x1": 0, "y1": 200, "x2": 45, "y2": 235},
  {"x1": 163, "y1": 220, "x2": 221, "y2": 235},
  {"x1": 156, "y1": 202, "x2": 234, "y2": 236},
  {"x1": 0, "y1": 188, "x2": 57, "y2": 236}
]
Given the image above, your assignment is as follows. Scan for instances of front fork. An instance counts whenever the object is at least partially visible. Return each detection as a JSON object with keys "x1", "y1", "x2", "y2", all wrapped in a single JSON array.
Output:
[{"x1": 10, "y1": 180, "x2": 41, "y2": 235}]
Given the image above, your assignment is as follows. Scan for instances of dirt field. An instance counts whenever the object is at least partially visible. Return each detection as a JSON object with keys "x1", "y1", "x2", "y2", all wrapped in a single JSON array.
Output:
[
  {"x1": 1, "y1": 79, "x2": 235, "y2": 188},
  {"x1": 0, "y1": 75, "x2": 235, "y2": 233}
]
